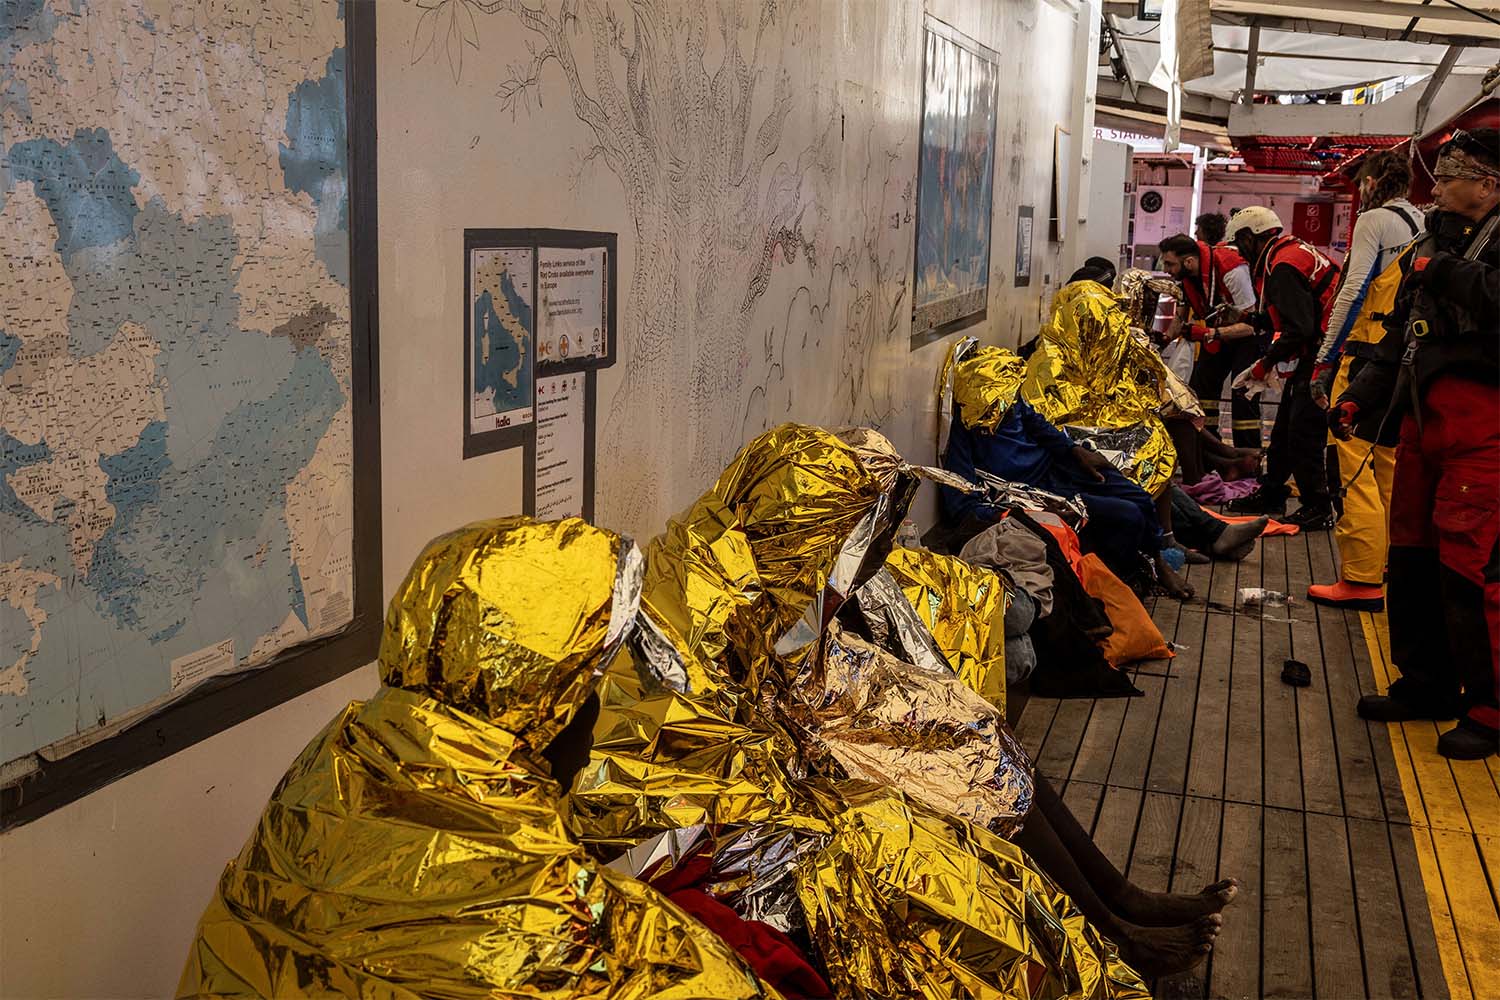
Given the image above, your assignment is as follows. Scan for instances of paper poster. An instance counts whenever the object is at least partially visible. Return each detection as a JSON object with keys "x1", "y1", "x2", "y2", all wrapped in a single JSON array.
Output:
[
  {"x1": 538, "y1": 247, "x2": 606, "y2": 365},
  {"x1": 469, "y1": 247, "x2": 535, "y2": 431},
  {"x1": 1014, "y1": 206, "x2": 1034, "y2": 287},
  {"x1": 170, "y1": 638, "x2": 236, "y2": 693},
  {"x1": 533, "y1": 373, "x2": 588, "y2": 520}
]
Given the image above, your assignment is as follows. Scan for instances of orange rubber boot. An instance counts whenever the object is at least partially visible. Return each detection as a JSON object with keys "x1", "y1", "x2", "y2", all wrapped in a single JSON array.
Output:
[{"x1": 1306, "y1": 579, "x2": 1384, "y2": 612}]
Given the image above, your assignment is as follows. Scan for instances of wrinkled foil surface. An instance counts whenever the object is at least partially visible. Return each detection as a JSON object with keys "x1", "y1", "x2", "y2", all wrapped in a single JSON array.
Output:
[
  {"x1": 178, "y1": 518, "x2": 776, "y2": 998},
  {"x1": 884, "y1": 546, "x2": 1010, "y2": 713},
  {"x1": 567, "y1": 425, "x2": 1147, "y2": 998},
  {"x1": 1023, "y1": 281, "x2": 1179, "y2": 496}
]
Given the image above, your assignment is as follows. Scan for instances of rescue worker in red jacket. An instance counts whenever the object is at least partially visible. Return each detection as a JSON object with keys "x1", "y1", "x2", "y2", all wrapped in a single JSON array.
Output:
[
  {"x1": 1158, "y1": 233, "x2": 1261, "y2": 447},
  {"x1": 1223, "y1": 206, "x2": 1343, "y2": 530},
  {"x1": 1334, "y1": 128, "x2": 1500, "y2": 761}
]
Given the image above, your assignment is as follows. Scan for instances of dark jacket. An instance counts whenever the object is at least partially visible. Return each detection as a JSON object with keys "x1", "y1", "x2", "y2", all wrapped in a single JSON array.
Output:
[
  {"x1": 940, "y1": 401, "x2": 1076, "y2": 524},
  {"x1": 1339, "y1": 205, "x2": 1500, "y2": 444}
]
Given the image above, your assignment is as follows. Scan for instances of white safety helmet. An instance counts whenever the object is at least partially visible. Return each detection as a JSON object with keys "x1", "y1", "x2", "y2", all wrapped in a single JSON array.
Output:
[{"x1": 1225, "y1": 206, "x2": 1283, "y2": 241}]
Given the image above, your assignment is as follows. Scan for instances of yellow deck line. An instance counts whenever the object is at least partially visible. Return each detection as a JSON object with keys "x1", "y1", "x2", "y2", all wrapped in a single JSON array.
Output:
[{"x1": 1358, "y1": 611, "x2": 1500, "y2": 999}]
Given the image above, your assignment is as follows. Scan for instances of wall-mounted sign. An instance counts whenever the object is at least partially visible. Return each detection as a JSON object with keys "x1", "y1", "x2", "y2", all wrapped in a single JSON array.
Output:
[
  {"x1": 1292, "y1": 201, "x2": 1334, "y2": 247},
  {"x1": 1014, "y1": 206, "x2": 1034, "y2": 288},
  {"x1": 463, "y1": 228, "x2": 616, "y2": 459}
]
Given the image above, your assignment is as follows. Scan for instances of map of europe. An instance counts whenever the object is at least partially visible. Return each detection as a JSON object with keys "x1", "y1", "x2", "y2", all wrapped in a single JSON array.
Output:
[
  {"x1": 0, "y1": 0, "x2": 355, "y2": 763},
  {"x1": 470, "y1": 247, "x2": 534, "y2": 427}
]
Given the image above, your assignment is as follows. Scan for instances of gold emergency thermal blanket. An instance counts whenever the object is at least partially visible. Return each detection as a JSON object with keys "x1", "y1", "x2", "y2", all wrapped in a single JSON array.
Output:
[
  {"x1": 178, "y1": 517, "x2": 775, "y2": 999},
  {"x1": 569, "y1": 423, "x2": 1148, "y2": 998},
  {"x1": 885, "y1": 545, "x2": 1010, "y2": 713},
  {"x1": 1022, "y1": 280, "x2": 1178, "y2": 496}
]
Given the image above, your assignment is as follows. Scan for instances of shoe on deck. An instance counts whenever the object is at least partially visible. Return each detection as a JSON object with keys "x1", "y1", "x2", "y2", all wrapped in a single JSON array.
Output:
[
  {"x1": 1226, "y1": 488, "x2": 1286, "y2": 516},
  {"x1": 1283, "y1": 506, "x2": 1335, "y2": 531},
  {"x1": 1356, "y1": 693, "x2": 1459, "y2": 723},
  {"x1": 1437, "y1": 718, "x2": 1500, "y2": 760},
  {"x1": 1307, "y1": 580, "x2": 1384, "y2": 611}
]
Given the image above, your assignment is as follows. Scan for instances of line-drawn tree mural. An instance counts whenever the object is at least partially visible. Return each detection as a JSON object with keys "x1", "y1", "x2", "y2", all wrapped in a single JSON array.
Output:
[{"x1": 410, "y1": 0, "x2": 923, "y2": 535}]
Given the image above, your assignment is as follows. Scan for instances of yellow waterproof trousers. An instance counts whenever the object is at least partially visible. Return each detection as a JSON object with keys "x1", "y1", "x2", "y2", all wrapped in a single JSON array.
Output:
[{"x1": 1330, "y1": 356, "x2": 1396, "y2": 585}]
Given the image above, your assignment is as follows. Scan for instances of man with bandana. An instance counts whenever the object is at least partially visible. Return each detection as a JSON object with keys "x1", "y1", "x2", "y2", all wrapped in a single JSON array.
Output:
[{"x1": 1335, "y1": 127, "x2": 1500, "y2": 761}]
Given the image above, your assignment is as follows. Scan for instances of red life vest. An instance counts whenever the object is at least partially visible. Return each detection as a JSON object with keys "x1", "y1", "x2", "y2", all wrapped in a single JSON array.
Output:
[
  {"x1": 1179, "y1": 241, "x2": 1248, "y2": 320},
  {"x1": 1253, "y1": 234, "x2": 1342, "y2": 331}
]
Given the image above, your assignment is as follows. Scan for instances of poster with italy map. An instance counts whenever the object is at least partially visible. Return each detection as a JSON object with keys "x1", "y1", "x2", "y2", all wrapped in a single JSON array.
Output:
[
  {"x1": 0, "y1": 0, "x2": 356, "y2": 764},
  {"x1": 469, "y1": 247, "x2": 535, "y2": 431}
]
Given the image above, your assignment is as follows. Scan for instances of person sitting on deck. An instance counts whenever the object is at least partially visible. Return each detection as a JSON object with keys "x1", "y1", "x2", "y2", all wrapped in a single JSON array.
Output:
[{"x1": 939, "y1": 343, "x2": 1192, "y2": 597}]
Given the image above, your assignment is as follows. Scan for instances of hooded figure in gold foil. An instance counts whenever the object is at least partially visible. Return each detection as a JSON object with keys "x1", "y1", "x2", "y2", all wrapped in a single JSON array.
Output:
[
  {"x1": 1022, "y1": 279, "x2": 1179, "y2": 498},
  {"x1": 179, "y1": 517, "x2": 777, "y2": 999},
  {"x1": 570, "y1": 424, "x2": 1229, "y2": 994}
]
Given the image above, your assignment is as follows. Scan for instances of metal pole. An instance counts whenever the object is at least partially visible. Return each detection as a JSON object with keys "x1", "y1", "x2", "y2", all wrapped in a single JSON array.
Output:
[{"x1": 1241, "y1": 23, "x2": 1260, "y2": 106}]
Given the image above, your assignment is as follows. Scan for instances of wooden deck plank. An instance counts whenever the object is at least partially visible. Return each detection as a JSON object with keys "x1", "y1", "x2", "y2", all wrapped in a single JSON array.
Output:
[
  {"x1": 1347, "y1": 817, "x2": 1419, "y2": 1000},
  {"x1": 1432, "y1": 827, "x2": 1500, "y2": 1000},
  {"x1": 1036, "y1": 695, "x2": 1097, "y2": 784},
  {"x1": 1260, "y1": 806, "x2": 1313, "y2": 999},
  {"x1": 1156, "y1": 794, "x2": 1223, "y2": 1000},
  {"x1": 1311, "y1": 599, "x2": 1386, "y2": 822},
  {"x1": 1397, "y1": 822, "x2": 1473, "y2": 1000},
  {"x1": 1404, "y1": 721, "x2": 1475, "y2": 834},
  {"x1": 1210, "y1": 801, "x2": 1263, "y2": 1000},
  {"x1": 1092, "y1": 784, "x2": 1145, "y2": 873},
  {"x1": 1223, "y1": 551, "x2": 1265, "y2": 806},
  {"x1": 1108, "y1": 672, "x2": 1168, "y2": 789},
  {"x1": 1447, "y1": 751, "x2": 1500, "y2": 837},
  {"x1": 1061, "y1": 777, "x2": 1105, "y2": 834},
  {"x1": 1287, "y1": 535, "x2": 1349, "y2": 817},
  {"x1": 1259, "y1": 538, "x2": 1304, "y2": 813},
  {"x1": 1306, "y1": 810, "x2": 1366, "y2": 999},
  {"x1": 1071, "y1": 692, "x2": 1132, "y2": 787},
  {"x1": 1148, "y1": 602, "x2": 1207, "y2": 796},
  {"x1": 1186, "y1": 561, "x2": 1236, "y2": 800},
  {"x1": 1296, "y1": 530, "x2": 1386, "y2": 821},
  {"x1": 1126, "y1": 790, "x2": 1183, "y2": 892},
  {"x1": 1014, "y1": 693, "x2": 1059, "y2": 760},
  {"x1": 1350, "y1": 610, "x2": 1416, "y2": 826}
]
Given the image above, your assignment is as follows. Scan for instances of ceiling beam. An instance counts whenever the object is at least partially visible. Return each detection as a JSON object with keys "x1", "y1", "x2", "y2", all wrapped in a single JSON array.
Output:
[
  {"x1": 1216, "y1": 0, "x2": 1500, "y2": 28},
  {"x1": 1242, "y1": 24, "x2": 1262, "y2": 105},
  {"x1": 1102, "y1": 1, "x2": 1500, "y2": 46},
  {"x1": 1097, "y1": 77, "x2": 1233, "y2": 125},
  {"x1": 1414, "y1": 43, "x2": 1466, "y2": 132}
]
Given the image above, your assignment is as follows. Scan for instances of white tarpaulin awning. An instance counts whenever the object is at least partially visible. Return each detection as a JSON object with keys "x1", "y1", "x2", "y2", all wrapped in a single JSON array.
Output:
[{"x1": 1114, "y1": 16, "x2": 1499, "y2": 101}]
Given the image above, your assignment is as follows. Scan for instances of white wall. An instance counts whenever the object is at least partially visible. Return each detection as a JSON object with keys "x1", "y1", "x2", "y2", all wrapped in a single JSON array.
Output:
[{"x1": 0, "y1": 2, "x2": 1089, "y2": 995}]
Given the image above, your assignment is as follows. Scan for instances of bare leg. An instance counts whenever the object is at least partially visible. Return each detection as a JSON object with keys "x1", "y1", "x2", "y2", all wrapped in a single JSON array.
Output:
[
  {"x1": 1014, "y1": 784, "x2": 1223, "y2": 977},
  {"x1": 1028, "y1": 775, "x2": 1237, "y2": 925},
  {"x1": 1168, "y1": 418, "x2": 1206, "y2": 484}
]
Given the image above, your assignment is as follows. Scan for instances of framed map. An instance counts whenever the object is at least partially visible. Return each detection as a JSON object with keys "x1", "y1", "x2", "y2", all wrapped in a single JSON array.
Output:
[
  {"x1": 462, "y1": 228, "x2": 615, "y2": 459},
  {"x1": 911, "y1": 16, "x2": 1000, "y2": 348},
  {"x1": 0, "y1": 1, "x2": 381, "y2": 826}
]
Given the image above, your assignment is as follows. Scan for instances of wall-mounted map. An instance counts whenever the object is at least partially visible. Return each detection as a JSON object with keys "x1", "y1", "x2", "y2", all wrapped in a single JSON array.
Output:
[
  {"x1": 0, "y1": 0, "x2": 358, "y2": 767},
  {"x1": 469, "y1": 247, "x2": 535, "y2": 433},
  {"x1": 912, "y1": 17, "x2": 1000, "y2": 346}
]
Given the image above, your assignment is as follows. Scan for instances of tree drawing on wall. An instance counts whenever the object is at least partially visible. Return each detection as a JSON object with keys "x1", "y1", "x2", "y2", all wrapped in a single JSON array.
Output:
[
  {"x1": 411, "y1": 0, "x2": 822, "y2": 527},
  {"x1": 410, "y1": 0, "x2": 923, "y2": 535}
]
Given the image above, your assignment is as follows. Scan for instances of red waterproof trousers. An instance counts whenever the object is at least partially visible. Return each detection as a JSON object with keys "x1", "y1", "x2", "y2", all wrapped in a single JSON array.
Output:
[{"x1": 1386, "y1": 376, "x2": 1500, "y2": 731}]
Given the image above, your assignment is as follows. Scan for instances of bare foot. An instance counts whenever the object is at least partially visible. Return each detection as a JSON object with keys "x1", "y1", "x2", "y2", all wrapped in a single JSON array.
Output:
[
  {"x1": 1119, "y1": 914, "x2": 1222, "y2": 978},
  {"x1": 1211, "y1": 516, "x2": 1269, "y2": 560},
  {"x1": 1117, "y1": 878, "x2": 1239, "y2": 926},
  {"x1": 1156, "y1": 556, "x2": 1195, "y2": 600}
]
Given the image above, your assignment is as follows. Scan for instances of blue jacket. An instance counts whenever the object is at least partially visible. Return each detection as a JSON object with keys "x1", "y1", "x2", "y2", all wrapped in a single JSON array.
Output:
[{"x1": 940, "y1": 400, "x2": 1076, "y2": 523}]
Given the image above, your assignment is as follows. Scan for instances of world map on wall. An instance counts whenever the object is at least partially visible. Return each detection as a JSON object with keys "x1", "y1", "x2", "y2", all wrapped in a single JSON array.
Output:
[{"x1": 0, "y1": 0, "x2": 355, "y2": 763}]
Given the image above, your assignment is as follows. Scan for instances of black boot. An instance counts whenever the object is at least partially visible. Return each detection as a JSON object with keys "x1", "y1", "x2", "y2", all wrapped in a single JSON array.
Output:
[
  {"x1": 1284, "y1": 504, "x2": 1335, "y2": 531},
  {"x1": 1436, "y1": 718, "x2": 1500, "y2": 760},
  {"x1": 1227, "y1": 486, "x2": 1287, "y2": 516},
  {"x1": 1357, "y1": 690, "x2": 1460, "y2": 722}
]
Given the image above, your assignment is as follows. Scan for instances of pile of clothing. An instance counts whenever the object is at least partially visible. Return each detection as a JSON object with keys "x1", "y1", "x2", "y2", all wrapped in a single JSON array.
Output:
[{"x1": 178, "y1": 425, "x2": 1150, "y2": 999}]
